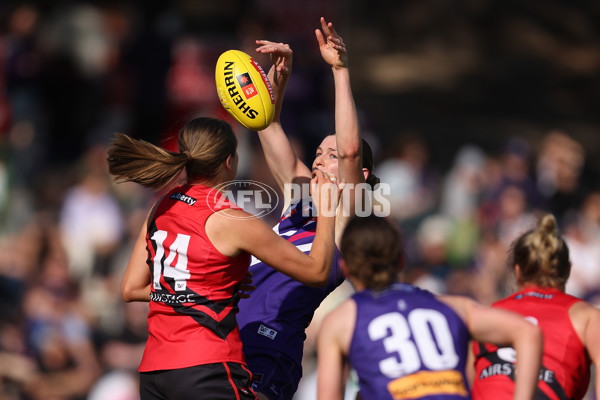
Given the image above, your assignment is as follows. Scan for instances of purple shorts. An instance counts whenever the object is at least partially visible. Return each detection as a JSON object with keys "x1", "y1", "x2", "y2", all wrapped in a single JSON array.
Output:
[{"x1": 244, "y1": 348, "x2": 302, "y2": 400}]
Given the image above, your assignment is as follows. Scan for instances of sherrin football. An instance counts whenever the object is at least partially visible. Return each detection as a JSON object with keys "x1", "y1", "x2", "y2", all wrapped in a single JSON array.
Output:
[{"x1": 215, "y1": 49, "x2": 275, "y2": 131}]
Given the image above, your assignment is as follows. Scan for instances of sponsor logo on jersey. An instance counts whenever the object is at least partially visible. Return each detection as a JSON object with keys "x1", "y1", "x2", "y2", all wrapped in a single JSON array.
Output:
[
  {"x1": 257, "y1": 324, "x2": 278, "y2": 340},
  {"x1": 171, "y1": 192, "x2": 197, "y2": 206},
  {"x1": 478, "y1": 362, "x2": 514, "y2": 379},
  {"x1": 515, "y1": 291, "x2": 554, "y2": 300},
  {"x1": 479, "y1": 362, "x2": 556, "y2": 384},
  {"x1": 150, "y1": 291, "x2": 195, "y2": 304},
  {"x1": 387, "y1": 370, "x2": 467, "y2": 399}
]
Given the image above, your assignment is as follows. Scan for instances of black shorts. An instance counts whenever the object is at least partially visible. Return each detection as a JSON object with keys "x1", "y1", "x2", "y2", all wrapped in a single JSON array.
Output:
[{"x1": 140, "y1": 362, "x2": 256, "y2": 400}]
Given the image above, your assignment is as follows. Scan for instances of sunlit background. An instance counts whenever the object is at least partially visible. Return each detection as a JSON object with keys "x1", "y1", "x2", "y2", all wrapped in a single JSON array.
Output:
[{"x1": 0, "y1": 1, "x2": 599, "y2": 399}]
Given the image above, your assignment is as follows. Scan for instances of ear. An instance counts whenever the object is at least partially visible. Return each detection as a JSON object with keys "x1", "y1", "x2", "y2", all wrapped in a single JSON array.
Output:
[
  {"x1": 514, "y1": 264, "x2": 522, "y2": 281},
  {"x1": 224, "y1": 154, "x2": 234, "y2": 171},
  {"x1": 340, "y1": 259, "x2": 365, "y2": 291},
  {"x1": 339, "y1": 258, "x2": 350, "y2": 278}
]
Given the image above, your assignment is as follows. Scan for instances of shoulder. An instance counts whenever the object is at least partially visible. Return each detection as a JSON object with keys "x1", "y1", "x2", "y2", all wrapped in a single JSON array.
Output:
[
  {"x1": 569, "y1": 299, "x2": 600, "y2": 329},
  {"x1": 437, "y1": 294, "x2": 477, "y2": 322},
  {"x1": 320, "y1": 298, "x2": 356, "y2": 350},
  {"x1": 205, "y1": 208, "x2": 269, "y2": 242},
  {"x1": 322, "y1": 298, "x2": 356, "y2": 332},
  {"x1": 207, "y1": 208, "x2": 263, "y2": 230},
  {"x1": 569, "y1": 299, "x2": 600, "y2": 356}
]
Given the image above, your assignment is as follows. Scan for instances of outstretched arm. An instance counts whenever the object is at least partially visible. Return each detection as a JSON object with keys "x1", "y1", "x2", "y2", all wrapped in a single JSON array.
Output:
[
  {"x1": 255, "y1": 40, "x2": 311, "y2": 208},
  {"x1": 316, "y1": 17, "x2": 366, "y2": 244},
  {"x1": 315, "y1": 17, "x2": 363, "y2": 187},
  {"x1": 206, "y1": 170, "x2": 341, "y2": 286}
]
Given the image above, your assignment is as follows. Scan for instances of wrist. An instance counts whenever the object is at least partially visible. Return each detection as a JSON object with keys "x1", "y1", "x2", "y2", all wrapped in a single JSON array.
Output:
[{"x1": 331, "y1": 66, "x2": 349, "y2": 75}]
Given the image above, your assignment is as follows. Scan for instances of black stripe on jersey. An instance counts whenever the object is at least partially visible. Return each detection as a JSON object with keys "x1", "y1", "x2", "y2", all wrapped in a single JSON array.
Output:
[
  {"x1": 152, "y1": 276, "x2": 240, "y2": 340},
  {"x1": 146, "y1": 219, "x2": 240, "y2": 340},
  {"x1": 146, "y1": 220, "x2": 159, "y2": 272},
  {"x1": 170, "y1": 294, "x2": 239, "y2": 340},
  {"x1": 475, "y1": 342, "x2": 570, "y2": 400}
]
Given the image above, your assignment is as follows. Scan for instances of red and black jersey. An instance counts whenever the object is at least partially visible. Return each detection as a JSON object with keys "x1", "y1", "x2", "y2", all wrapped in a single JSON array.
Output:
[
  {"x1": 472, "y1": 287, "x2": 590, "y2": 400},
  {"x1": 139, "y1": 184, "x2": 251, "y2": 372}
]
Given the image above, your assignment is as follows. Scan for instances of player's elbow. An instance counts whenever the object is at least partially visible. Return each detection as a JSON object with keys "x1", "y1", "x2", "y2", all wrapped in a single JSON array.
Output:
[
  {"x1": 310, "y1": 275, "x2": 329, "y2": 287},
  {"x1": 337, "y1": 148, "x2": 361, "y2": 163},
  {"x1": 302, "y1": 270, "x2": 329, "y2": 287},
  {"x1": 121, "y1": 289, "x2": 134, "y2": 303},
  {"x1": 121, "y1": 282, "x2": 137, "y2": 303}
]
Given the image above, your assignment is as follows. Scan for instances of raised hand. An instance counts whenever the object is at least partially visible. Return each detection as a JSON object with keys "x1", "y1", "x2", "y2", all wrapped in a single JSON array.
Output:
[
  {"x1": 255, "y1": 40, "x2": 293, "y2": 85},
  {"x1": 311, "y1": 170, "x2": 343, "y2": 218},
  {"x1": 315, "y1": 17, "x2": 347, "y2": 69}
]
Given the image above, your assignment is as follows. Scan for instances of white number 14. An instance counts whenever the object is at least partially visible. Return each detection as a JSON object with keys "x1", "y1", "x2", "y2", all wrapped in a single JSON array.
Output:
[{"x1": 151, "y1": 230, "x2": 191, "y2": 291}]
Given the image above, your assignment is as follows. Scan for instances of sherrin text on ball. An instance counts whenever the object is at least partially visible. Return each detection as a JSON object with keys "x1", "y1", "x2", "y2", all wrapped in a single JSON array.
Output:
[{"x1": 215, "y1": 49, "x2": 275, "y2": 131}]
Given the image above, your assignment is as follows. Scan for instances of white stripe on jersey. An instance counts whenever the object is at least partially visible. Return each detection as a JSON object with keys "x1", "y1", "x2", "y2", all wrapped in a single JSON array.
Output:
[
  {"x1": 273, "y1": 222, "x2": 297, "y2": 237},
  {"x1": 296, "y1": 243, "x2": 313, "y2": 253},
  {"x1": 250, "y1": 242, "x2": 314, "y2": 266}
]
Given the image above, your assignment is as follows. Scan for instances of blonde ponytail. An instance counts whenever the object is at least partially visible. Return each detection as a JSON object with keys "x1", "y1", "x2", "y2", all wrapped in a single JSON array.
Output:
[{"x1": 509, "y1": 214, "x2": 571, "y2": 289}]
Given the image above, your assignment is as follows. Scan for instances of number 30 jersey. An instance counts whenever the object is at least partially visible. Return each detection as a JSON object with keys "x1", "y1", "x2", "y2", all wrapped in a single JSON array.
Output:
[
  {"x1": 139, "y1": 184, "x2": 251, "y2": 372},
  {"x1": 348, "y1": 283, "x2": 470, "y2": 400}
]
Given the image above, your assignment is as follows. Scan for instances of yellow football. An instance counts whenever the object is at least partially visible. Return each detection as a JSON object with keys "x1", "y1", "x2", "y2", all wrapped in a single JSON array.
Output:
[{"x1": 215, "y1": 50, "x2": 275, "y2": 131}]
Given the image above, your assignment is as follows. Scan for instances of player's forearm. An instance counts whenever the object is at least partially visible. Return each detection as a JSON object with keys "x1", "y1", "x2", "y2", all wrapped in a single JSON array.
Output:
[
  {"x1": 512, "y1": 326, "x2": 543, "y2": 400},
  {"x1": 257, "y1": 124, "x2": 305, "y2": 189},
  {"x1": 306, "y1": 215, "x2": 336, "y2": 286},
  {"x1": 333, "y1": 67, "x2": 360, "y2": 161},
  {"x1": 257, "y1": 67, "x2": 307, "y2": 189}
]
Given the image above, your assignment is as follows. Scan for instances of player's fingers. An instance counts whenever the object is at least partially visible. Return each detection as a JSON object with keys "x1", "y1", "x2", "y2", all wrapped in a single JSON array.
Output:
[
  {"x1": 328, "y1": 22, "x2": 338, "y2": 38},
  {"x1": 315, "y1": 29, "x2": 325, "y2": 46},
  {"x1": 320, "y1": 17, "x2": 330, "y2": 35}
]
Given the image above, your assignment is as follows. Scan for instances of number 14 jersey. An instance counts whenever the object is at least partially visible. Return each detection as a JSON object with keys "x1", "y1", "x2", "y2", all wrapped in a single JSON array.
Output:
[
  {"x1": 139, "y1": 184, "x2": 251, "y2": 372},
  {"x1": 348, "y1": 283, "x2": 470, "y2": 400}
]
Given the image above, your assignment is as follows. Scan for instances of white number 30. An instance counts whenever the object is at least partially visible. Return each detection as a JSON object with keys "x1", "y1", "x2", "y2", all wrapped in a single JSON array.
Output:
[{"x1": 368, "y1": 309, "x2": 459, "y2": 378}]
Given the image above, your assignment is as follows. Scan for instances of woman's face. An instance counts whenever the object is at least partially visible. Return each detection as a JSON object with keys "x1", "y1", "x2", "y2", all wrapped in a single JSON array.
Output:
[{"x1": 312, "y1": 135, "x2": 339, "y2": 182}]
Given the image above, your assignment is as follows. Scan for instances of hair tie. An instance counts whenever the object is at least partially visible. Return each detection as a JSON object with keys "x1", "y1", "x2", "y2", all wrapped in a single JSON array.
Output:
[{"x1": 183, "y1": 150, "x2": 193, "y2": 161}]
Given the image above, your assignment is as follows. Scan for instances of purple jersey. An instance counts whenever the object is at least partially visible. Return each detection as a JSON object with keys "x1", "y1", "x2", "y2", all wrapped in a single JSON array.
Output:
[
  {"x1": 349, "y1": 284, "x2": 471, "y2": 400},
  {"x1": 237, "y1": 198, "x2": 344, "y2": 367}
]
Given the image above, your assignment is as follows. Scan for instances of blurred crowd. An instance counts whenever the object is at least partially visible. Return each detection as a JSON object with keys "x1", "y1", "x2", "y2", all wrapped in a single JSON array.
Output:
[{"x1": 1, "y1": 1, "x2": 599, "y2": 400}]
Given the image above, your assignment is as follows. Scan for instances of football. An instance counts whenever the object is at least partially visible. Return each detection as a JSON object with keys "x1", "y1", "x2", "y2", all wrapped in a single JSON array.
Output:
[{"x1": 215, "y1": 49, "x2": 275, "y2": 131}]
